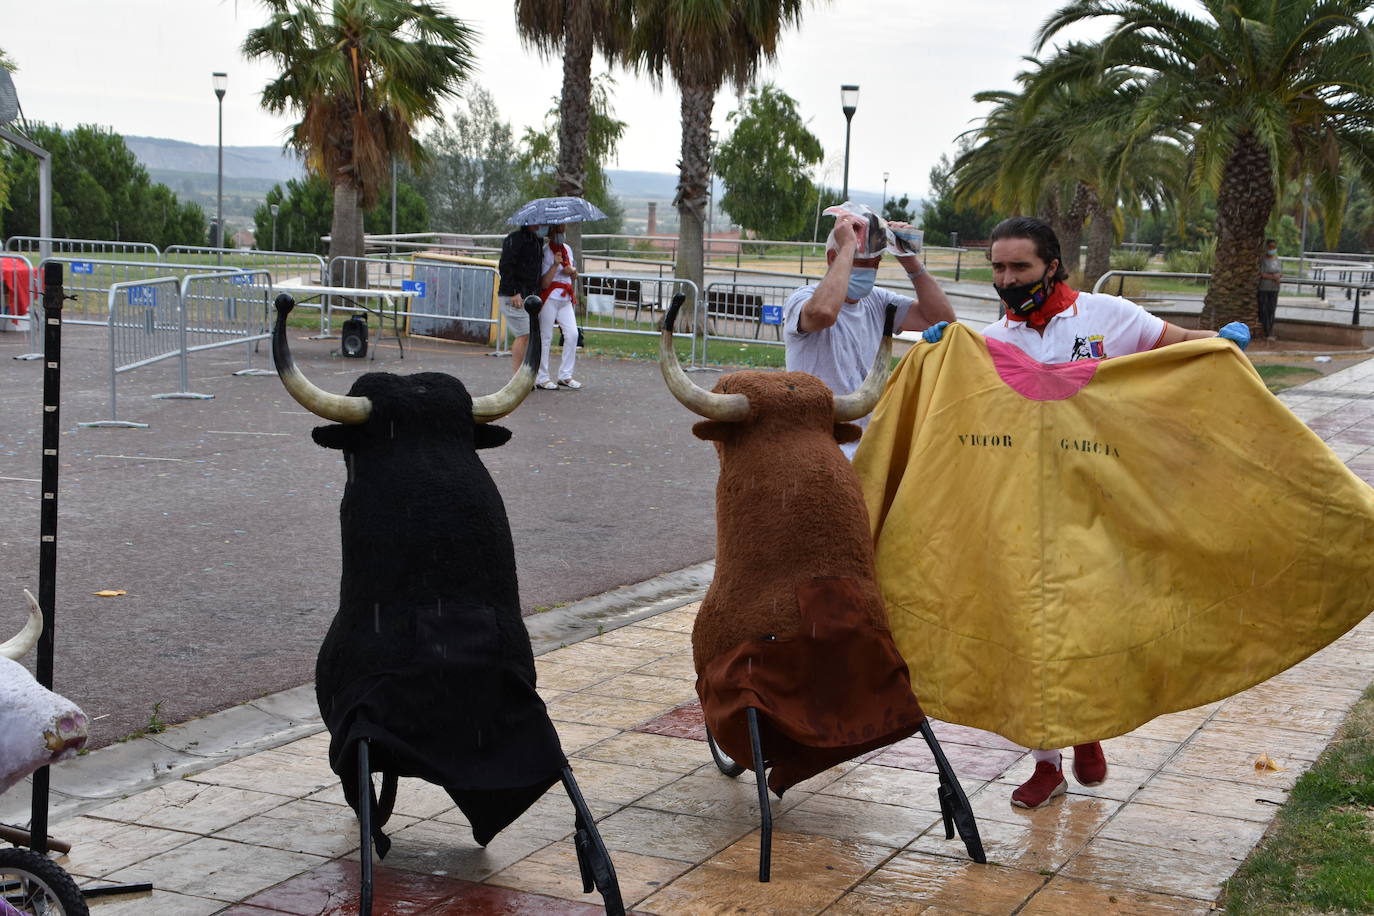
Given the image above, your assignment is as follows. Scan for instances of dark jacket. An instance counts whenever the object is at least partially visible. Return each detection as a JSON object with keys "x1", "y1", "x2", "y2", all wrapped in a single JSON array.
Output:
[{"x1": 498, "y1": 227, "x2": 543, "y2": 297}]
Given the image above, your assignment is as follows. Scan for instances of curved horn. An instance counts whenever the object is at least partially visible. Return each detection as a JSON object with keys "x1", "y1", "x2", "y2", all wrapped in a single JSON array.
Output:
[
  {"x1": 658, "y1": 294, "x2": 749, "y2": 421},
  {"x1": 833, "y1": 303, "x2": 899, "y2": 422},
  {"x1": 272, "y1": 294, "x2": 371, "y2": 424},
  {"x1": 472, "y1": 296, "x2": 542, "y2": 423},
  {"x1": 0, "y1": 590, "x2": 43, "y2": 660}
]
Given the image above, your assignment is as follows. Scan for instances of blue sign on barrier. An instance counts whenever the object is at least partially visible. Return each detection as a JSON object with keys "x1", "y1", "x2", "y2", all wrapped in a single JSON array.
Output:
[
  {"x1": 128, "y1": 286, "x2": 157, "y2": 308},
  {"x1": 402, "y1": 280, "x2": 428, "y2": 297},
  {"x1": 231, "y1": 273, "x2": 252, "y2": 286},
  {"x1": 761, "y1": 304, "x2": 783, "y2": 325},
  {"x1": 71, "y1": 261, "x2": 94, "y2": 275}
]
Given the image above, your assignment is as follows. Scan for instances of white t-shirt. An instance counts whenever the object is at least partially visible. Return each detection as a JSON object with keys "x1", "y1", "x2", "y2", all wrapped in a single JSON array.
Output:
[
  {"x1": 980, "y1": 290, "x2": 1165, "y2": 363},
  {"x1": 784, "y1": 284, "x2": 913, "y2": 458},
  {"x1": 541, "y1": 242, "x2": 576, "y2": 301}
]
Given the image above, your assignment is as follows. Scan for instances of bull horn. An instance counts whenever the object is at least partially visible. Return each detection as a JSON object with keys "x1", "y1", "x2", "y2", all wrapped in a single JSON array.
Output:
[
  {"x1": 833, "y1": 303, "x2": 899, "y2": 422},
  {"x1": 272, "y1": 294, "x2": 372, "y2": 424},
  {"x1": 0, "y1": 590, "x2": 43, "y2": 660},
  {"x1": 658, "y1": 295, "x2": 749, "y2": 421},
  {"x1": 472, "y1": 296, "x2": 542, "y2": 423}
]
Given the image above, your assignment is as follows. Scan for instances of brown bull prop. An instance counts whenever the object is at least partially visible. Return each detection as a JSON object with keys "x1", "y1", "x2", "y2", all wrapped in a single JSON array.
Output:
[{"x1": 659, "y1": 295, "x2": 984, "y2": 879}]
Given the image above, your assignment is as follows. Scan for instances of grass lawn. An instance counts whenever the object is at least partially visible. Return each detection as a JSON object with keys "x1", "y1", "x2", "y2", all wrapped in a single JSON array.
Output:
[
  {"x1": 1256, "y1": 364, "x2": 1324, "y2": 393},
  {"x1": 1220, "y1": 684, "x2": 1374, "y2": 914}
]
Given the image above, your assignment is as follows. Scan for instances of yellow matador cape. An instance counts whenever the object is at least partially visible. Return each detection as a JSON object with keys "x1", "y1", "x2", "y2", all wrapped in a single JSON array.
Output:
[{"x1": 854, "y1": 322, "x2": 1374, "y2": 749}]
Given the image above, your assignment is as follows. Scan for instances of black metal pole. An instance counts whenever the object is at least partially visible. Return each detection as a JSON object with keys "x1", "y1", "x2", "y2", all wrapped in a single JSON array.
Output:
[{"x1": 30, "y1": 262, "x2": 64, "y2": 855}]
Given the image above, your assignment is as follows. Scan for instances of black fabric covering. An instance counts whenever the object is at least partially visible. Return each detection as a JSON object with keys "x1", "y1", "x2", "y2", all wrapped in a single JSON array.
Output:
[{"x1": 311, "y1": 371, "x2": 567, "y2": 851}]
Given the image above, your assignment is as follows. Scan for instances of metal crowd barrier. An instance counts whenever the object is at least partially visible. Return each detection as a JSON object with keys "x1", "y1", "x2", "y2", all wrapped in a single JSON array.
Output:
[
  {"x1": 180, "y1": 270, "x2": 275, "y2": 375},
  {"x1": 164, "y1": 246, "x2": 327, "y2": 286},
  {"x1": 702, "y1": 281, "x2": 793, "y2": 344},
  {"x1": 5, "y1": 236, "x2": 160, "y2": 261},
  {"x1": 328, "y1": 255, "x2": 501, "y2": 350},
  {"x1": 578, "y1": 272, "x2": 705, "y2": 367},
  {"x1": 79, "y1": 269, "x2": 269, "y2": 429}
]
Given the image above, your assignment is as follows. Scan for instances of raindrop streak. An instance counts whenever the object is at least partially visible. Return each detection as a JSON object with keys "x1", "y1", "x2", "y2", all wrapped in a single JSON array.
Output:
[{"x1": 374, "y1": 603, "x2": 381, "y2": 633}]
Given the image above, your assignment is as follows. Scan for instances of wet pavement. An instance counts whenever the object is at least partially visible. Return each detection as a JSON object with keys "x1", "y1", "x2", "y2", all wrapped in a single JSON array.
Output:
[{"x1": 4, "y1": 333, "x2": 1374, "y2": 915}]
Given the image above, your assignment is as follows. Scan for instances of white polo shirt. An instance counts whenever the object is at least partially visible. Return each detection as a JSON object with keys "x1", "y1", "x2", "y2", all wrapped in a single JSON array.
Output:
[{"x1": 981, "y1": 290, "x2": 1166, "y2": 363}]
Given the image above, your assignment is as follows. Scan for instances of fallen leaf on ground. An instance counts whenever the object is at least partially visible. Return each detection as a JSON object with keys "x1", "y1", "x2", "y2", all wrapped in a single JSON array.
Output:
[
  {"x1": 1253, "y1": 752, "x2": 1285, "y2": 772},
  {"x1": 92, "y1": 590, "x2": 127, "y2": 597}
]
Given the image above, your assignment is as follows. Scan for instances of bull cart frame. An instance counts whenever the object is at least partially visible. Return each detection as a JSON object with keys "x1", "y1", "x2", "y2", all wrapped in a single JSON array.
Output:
[
  {"x1": 354, "y1": 739, "x2": 625, "y2": 916},
  {"x1": 707, "y1": 710, "x2": 987, "y2": 882}
]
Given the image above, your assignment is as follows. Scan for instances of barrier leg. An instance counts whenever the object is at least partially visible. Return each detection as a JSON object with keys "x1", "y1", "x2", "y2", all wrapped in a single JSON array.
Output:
[
  {"x1": 917, "y1": 720, "x2": 985, "y2": 863},
  {"x1": 747, "y1": 707, "x2": 773, "y2": 883},
  {"x1": 561, "y1": 767, "x2": 625, "y2": 915}
]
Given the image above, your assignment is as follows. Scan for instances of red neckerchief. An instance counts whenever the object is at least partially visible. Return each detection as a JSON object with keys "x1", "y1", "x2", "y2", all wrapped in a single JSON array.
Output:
[
  {"x1": 1005, "y1": 281, "x2": 1078, "y2": 329},
  {"x1": 541, "y1": 242, "x2": 577, "y2": 303}
]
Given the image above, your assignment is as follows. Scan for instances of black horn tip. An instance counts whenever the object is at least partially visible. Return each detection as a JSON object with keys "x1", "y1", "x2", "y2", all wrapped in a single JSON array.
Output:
[
  {"x1": 665, "y1": 294, "x2": 686, "y2": 333},
  {"x1": 523, "y1": 294, "x2": 543, "y2": 317},
  {"x1": 275, "y1": 293, "x2": 297, "y2": 315},
  {"x1": 883, "y1": 303, "x2": 897, "y2": 337}
]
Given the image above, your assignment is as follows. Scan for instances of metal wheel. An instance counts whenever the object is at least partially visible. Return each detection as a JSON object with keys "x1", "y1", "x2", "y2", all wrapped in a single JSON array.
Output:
[
  {"x1": 705, "y1": 727, "x2": 745, "y2": 778},
  {"x1": 0, "y1": 847, "x2": 89, "y2": 915}
]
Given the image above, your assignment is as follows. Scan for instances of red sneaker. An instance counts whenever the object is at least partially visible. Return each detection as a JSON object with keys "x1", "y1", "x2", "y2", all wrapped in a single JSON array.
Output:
[
  {"x1": 1011, "y1": 760, "x2": 1067, "y2": 809},
  {"x1": 1072, "y1": 742, "x2": 1108, "y2": 787}
]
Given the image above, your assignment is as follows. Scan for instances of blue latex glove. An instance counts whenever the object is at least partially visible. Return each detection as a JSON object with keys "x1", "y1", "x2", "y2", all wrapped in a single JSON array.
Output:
[
  {"x1": 922, "y1": 321, "x2": 949, "y2": 344},
  {"x1": 1218, "y1": 321, "x2": 1250, "y2": 351}
]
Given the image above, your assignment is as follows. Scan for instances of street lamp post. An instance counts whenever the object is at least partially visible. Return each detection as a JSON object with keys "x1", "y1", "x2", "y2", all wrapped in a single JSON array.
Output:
[
  {"x1": 707, "y1": 128, "x2": 719, "y2": 267},
  {"x1": 882, "y1": 171, "x2": 889, "y2": 215},
  {"x1": 269, "y1": 203, "x2": 279, "y2": 252},
  {"x1": 213, "y1": 72, "x2": 227, "y2": 263},
  {"x1": 840, "y1": 84, "x2": 859, "y2": 200}
]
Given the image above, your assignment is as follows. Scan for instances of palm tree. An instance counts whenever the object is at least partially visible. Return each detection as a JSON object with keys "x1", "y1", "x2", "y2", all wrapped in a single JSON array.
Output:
[
  {"x1": 1039, "y1": 0, "x2": 1374, "y2": 328},
  {"x1": 243, "y1": 0, "x2": 477, "y2": 280},
  {"x1": 631, "y1": 0, "x2": 809, "y2": 315}
]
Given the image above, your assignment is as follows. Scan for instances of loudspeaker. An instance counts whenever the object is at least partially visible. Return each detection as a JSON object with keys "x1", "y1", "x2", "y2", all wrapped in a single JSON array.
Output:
[{"x1": 341, "y1": 316, "x2": 368, "y2": 358}]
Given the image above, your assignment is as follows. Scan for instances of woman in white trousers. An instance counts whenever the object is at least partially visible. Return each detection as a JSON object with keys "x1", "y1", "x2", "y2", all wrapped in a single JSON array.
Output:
[{"x1": 535, "y1": 229, "x2": 583, "y2": 389}]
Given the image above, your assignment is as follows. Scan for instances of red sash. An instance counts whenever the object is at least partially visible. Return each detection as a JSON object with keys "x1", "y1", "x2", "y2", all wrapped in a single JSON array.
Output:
[{"x1": 541, "y1": 243, "x2": 577, "y2": 303}]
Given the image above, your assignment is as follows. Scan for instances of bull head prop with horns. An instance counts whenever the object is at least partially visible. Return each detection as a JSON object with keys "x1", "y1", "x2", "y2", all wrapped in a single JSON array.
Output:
[
  {"x1": 0, "y1": 591, "x2": 89, "y2": 796},
  {"x1": 660, "y1": 295, "x2": 985, "y2": 877},
  {"x1": 271, "y1": 296, "x2": 625, "y2": 916},
  {"x1": 659, "y1": 294, "x2": 924, "y2": 787}
]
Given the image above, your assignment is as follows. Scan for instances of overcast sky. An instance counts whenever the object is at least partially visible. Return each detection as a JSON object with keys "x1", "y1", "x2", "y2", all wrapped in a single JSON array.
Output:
[{"x1": 2, "y1": 0, "x2": 1111, "y2": 202}]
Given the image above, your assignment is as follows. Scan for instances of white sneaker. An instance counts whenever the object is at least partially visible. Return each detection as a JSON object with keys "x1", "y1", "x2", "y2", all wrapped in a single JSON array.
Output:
[
  {"x1": 536, "y1": 381, "x2": 558, "y2": 390},
  {"x1": 558, "y1": 378, "x2": 583, "y2": 389}
]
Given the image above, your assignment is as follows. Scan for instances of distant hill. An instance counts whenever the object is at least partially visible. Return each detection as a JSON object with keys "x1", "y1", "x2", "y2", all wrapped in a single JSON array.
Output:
[{"x1": 125, "y1": 135, "x2": 907, "y2": 236}]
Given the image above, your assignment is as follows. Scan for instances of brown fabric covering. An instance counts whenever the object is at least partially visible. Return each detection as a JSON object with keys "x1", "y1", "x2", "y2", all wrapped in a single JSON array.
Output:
[{"x1": 698, "y1": 576, "x2": 925, "y2": 794}]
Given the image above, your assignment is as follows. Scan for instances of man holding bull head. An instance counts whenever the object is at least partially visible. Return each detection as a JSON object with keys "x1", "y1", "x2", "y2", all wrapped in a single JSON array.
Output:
[{"x1": 784, "y1": 206, "x2": 956, "y2": 458}]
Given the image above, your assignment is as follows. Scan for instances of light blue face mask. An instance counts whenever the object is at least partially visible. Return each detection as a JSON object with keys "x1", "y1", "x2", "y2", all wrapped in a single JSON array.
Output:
[
  {"x1": 846, "y1": 267, "x2": 877, "y2": 301},
  {"x1": 534, "y1": 226, "x2": 549, "y2": 238}
]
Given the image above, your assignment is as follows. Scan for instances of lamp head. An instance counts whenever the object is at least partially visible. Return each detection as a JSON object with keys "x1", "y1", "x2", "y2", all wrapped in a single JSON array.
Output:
[
  {"x1": 840, "y1": 84, "x2": 859, "y2": 118},
  {"x1": 269, "y1": 203, "x2": 279, "y2": 217},
  {"x1": 212, "y1": 71, "x2": 228, "y2": 101}
]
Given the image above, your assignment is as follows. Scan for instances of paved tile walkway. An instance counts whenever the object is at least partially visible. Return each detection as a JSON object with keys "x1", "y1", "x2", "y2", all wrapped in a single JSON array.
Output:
[{"x1": 37, "y1": 355, "x2": 1374, "y2": 914}]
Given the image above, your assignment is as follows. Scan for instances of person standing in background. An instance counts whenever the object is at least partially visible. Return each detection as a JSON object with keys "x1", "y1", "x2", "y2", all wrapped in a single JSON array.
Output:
[
  {"x1": 1258, "y1": 238, "x2": 1283, "y2": 341},
  {"x1": 536, "y1": 226, "x2": 584, "y2": 390},
  {"x1": 498, "y1": 223, "x2": 545, "y2": 372}
]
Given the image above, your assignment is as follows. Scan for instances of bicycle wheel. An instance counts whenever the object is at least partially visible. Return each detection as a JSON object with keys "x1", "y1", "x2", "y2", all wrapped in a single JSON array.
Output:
[
  {"x1": 705, "y1": 727, "x2": 745, "y2": 778},
  {"x1": 0, "y1": 847, "x2": 88, "y2": 916}
]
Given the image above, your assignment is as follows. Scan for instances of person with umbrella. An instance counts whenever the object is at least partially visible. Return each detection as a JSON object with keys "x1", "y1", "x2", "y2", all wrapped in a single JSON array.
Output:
[
  {"x1": 498, "y1": 222, "x2": 545, "y2": 372},
  {"x1": 507, "y1": 197, "x2": 607, "y2": 391}
]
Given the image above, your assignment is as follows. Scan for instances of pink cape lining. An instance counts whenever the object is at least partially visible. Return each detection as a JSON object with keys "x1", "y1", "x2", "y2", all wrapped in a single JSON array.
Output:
[{"x1": 985, "y1": 337, "x2": 1099, "y2": 400}]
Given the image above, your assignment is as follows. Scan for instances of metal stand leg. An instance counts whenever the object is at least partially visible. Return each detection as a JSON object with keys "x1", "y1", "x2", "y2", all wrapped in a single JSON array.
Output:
[
  {"x1": 747, "y1": 707, "x2": 772, "y2": 883},
  {"x1": 561, "y1": 767, "x2": 625, "y2": 916},
  {"x1": 917, "y1": 720, "x2": 986, "y2": 863},
  {"x1": 357, "y1": 739, "x2": 374, "y2": 916}
]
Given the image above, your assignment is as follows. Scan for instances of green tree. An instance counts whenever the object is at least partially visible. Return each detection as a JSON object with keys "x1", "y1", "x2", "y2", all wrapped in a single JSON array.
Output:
[
  {"x1": 243, "y1": 0, "x2": 477, "y2": 282},
  {"x1": 363, "y1": 177, "x2": 427, "y2": 236},
  {"x1": 923, "y1": 150, "x2": 999, "y2": 247},
  {"x1": 631, "y1": 0, "x2": 811, "y2": 319},
  {"x1": 713, "y1": 83, "x2": 822, "y2": 240},
  {"x1": 2, "y1": 123, "x2": 205, "y2": 245},
  {"x1": 416, "y1": 86, "x2": 526, "y2": 233},
  {"x1": 252, "y1": 176, "x2": 333, "y2": 255},
  {"x1": 517, "y1": 75, "x2": 626, "y2": 235},
  {"x1": 883, "y1": 194, "x2": 916, "y2": 224},
  {"x1": 515, "y1": 0, "x2": 634, "y2": 256},
  {"x1": 1040, "y1": 0, "x2": 1374, "y2": 328}
]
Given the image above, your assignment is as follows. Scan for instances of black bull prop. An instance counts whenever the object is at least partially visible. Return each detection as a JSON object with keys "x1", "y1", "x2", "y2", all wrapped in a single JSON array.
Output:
[
  {"x1": 272, "y1": 294, "x2": 622, "y2": 915},
  {"x1": 658, "y1": 295, "x2": 985, "y2": 880}
]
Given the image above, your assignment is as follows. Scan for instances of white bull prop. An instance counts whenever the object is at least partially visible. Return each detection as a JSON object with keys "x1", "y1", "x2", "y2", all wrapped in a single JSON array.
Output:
[{"x1": 0, "y1": 592, "x2": 89, "y2": 795}]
